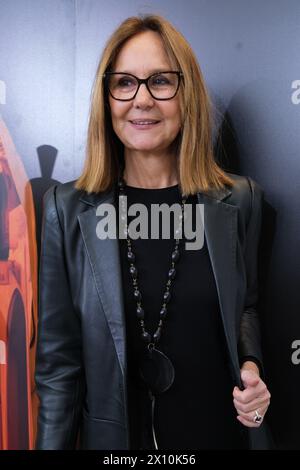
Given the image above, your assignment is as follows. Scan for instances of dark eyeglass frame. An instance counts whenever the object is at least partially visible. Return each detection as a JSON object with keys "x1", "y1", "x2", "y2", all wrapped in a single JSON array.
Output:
[{"x1": 103, "y1": 71, "x2": 184, "y2": 101}]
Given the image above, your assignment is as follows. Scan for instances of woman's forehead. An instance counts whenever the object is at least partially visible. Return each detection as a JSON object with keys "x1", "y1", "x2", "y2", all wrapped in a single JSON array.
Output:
[{"x1": 113, "y1": 31, "x2": 172, "y2": 72}]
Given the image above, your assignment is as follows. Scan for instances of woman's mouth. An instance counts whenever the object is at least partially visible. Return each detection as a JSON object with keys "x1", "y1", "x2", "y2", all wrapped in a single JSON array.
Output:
[{"x1": 129, "y1": 120, "x2": 161, "y2": 130}]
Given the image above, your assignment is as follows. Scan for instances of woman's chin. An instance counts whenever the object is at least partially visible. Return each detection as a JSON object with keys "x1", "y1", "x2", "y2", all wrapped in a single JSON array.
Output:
[{"x1": 125, "y1": 141, "x2": 162, "y2": 152}]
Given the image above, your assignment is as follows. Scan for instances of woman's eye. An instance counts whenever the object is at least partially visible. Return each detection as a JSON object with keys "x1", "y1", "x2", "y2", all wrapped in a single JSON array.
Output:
[
  {"x1": 152, "y1": 76, "x2": 169, "y2": 85},
  {"x1": 118, "y1": 77, "x2": 134, "y2": 87}
]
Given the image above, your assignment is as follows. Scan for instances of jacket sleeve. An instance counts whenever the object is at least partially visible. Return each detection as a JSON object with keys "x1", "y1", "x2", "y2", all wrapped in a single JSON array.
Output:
[
  {"x1": 35, "y1": 184, "x2": 83, "y2": 449},
  {"x1": 237, "y1": 177, "x2": 265, "y2": 378}
]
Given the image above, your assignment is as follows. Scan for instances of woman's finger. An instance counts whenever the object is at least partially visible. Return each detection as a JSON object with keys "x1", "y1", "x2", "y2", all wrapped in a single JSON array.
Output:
[
  {"x1": 236, "y1": 404, "x2": 269, "y2": 424},
  {"x1": 236, "y1": 414, "x2": 263, "y2": 428},
  {"x1": 233, "y1": 392, "x2": 271, "y2": 414},
  {"x1": 233, "y1": 381, "x2": 268, "y2": 404}
]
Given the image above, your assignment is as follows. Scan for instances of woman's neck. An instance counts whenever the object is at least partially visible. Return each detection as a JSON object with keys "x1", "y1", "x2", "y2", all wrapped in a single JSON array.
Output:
[{"x1": 123, "y1": 151, "x2": 178, "y2": 189}]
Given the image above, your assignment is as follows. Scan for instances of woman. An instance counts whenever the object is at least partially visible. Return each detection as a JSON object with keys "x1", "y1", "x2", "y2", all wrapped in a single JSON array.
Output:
[{"x1": 35, "y1": 14, "x2": 271, "y2": 450}]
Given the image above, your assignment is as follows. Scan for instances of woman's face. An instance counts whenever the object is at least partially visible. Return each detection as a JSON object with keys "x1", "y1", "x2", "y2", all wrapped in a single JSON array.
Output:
[{"x1": 108, "y1": 31, "x2": 182, "y2": 156}]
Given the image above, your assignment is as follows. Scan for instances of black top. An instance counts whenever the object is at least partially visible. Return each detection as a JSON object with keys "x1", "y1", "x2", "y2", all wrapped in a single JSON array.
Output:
[{"x1": 118, "y1": 184, "x2": 248, "y2": 450}]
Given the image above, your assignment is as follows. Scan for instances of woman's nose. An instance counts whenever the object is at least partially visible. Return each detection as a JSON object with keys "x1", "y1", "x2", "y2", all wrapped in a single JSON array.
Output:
[{"x1": 133, "y1": 83, "x2": 154, "y2": 107}]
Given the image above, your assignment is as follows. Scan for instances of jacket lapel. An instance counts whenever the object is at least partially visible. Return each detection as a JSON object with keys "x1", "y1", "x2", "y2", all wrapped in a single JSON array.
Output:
[
  {"x1": 197, "y1": 189, "x2": 241, "y2": 385},
  {"x1": 78, "y1": 183, "x2": 241, "y2": 385},
  {"x1": 78, "y1": 185, "x2": 127, "y2": 377}
]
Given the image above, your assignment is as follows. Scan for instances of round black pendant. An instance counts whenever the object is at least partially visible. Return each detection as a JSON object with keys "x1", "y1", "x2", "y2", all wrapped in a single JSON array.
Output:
[{"x1": 139, "y1": 347, "x2": 175, "y2": 395}]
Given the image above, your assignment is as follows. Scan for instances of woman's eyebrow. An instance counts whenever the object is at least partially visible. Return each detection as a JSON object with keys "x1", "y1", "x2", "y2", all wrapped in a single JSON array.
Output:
[{"x1": 115, "y1": 67, "x2": 170, "y2": 75}]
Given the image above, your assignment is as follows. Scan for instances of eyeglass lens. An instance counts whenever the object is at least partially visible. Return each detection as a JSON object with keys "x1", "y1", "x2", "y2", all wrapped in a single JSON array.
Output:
[{"x1": 107, "y1": 73, "x2": 179, "y2": 100}]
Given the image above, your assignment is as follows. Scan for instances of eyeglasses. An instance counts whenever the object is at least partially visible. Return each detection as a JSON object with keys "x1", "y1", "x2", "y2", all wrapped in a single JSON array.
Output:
[{"x1": 103, "y1": 71, "x2": 184, "y2": 101}]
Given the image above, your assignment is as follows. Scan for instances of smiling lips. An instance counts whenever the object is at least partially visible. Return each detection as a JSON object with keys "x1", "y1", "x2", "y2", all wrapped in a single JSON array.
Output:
[{"x1": 129, "y1": 119, "x2": 161, "y2": 128}]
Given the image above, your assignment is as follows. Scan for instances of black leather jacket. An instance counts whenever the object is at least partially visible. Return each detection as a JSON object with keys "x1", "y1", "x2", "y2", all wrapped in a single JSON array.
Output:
[{"x1": 35, "y1": 172, "x2": 271, "y2": 449}]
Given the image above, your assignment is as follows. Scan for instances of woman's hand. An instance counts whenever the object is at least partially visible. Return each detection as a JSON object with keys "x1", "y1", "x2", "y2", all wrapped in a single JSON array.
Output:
[{"x1": 232, "y1": 362, "x2": 271, "y2": 427}]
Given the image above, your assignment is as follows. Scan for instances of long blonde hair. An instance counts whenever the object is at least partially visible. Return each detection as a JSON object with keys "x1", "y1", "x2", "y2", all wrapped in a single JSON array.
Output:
[{"x1": 75, "y1": 14, "x2": 233, "y2": 196}]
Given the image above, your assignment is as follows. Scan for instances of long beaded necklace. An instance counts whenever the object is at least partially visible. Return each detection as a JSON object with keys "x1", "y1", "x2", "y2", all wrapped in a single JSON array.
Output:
[{"x1": 118, "y1": 174, "x2": 187, "y2": 449}]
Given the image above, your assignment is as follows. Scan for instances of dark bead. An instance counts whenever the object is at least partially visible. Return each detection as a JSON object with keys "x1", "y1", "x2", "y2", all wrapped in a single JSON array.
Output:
[
  {"x1": 172, "y1": 250, "x2": 180, "y2": 262},
  {"x1": 160, "y1": 307, "x2": 167, "y2": 319},
  {"x1": 134, "y1": 290, "x2": 141, "y2": 301},
  {"x1": 129, "y1": 266, "x2": 137, "y2": 278},
  {"x1": 127, "y1": 251, "x2": 135, "y2": 262},
  {"x1": 142, "y1": 331, "x2": 151, "y2": 343},
  {"x1": 163, "y1": 291, "x2": 171, "y2": 303},
  {"x1": 136, "y1": 306, "x2": 144, "y2": 319},
  {"x1": 153, "y1": 328, "x2": 161, "y2": 342},
  {"x1": 168, "y1": 267, "x2": 176, "y2": 279}
]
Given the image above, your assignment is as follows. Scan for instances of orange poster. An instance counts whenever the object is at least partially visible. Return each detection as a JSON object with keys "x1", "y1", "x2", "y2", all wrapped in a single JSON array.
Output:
[{"x1": 0, "y1": 117, "x2": 38, "y2": 449}]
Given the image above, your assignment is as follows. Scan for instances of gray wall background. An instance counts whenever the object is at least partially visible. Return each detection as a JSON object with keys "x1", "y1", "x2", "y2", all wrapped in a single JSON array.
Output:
[{"x1": 0, "y1": 0, "x2": 299, "y2": 449}]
